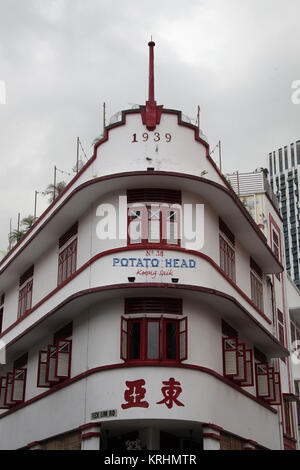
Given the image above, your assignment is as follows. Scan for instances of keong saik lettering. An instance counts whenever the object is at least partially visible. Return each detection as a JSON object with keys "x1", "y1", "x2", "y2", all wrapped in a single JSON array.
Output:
[{"x1": 112, "y1": 257, "x2": 196, "y2": 268}]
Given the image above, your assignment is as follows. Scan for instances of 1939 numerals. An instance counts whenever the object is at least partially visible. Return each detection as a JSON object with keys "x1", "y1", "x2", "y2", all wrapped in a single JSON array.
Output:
[{"x1": 131, "y1": 132, "x2": 172, "y2": 143}]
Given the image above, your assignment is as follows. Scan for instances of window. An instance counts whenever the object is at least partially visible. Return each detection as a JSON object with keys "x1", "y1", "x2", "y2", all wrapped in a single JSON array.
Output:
[
  {"x1": 58, "y1": 239, "x2": 77, "y2": 285},
  {"x1": 277, "y1": 310, "x2": 286, "y2": 364},
  {"x1": 272, "y1": 228, "x2": 281, "y2": 281},
  {"x1": 250, "y1": 273, "x2": 264, "y2": 312},
  {"x1": 219, "y1": 236, "x2": 235, "y2": 282},
  {"x1": 37, "y1": 323, "x2": 72, "y2": 388},
  {"x1": 127, "y1": 189, "x2": 181, "y2": 246},
  {"x1": 128, "y1": 205, "x2": 181, "y2": 246},
  {"x1": 220, "y1": 433, "x2": 243, "y2": 450},
  {"x1": 57, "y1": 223, "x2": 78, "y2": 286},
  {"x1": 255, "y1": 362, "x2": 282, "y2": 405},
  {"x1": 0, "y1": 353, "x2": 28, "y2": 409},
  {"x1": 121, "y1": 316, "x2": 187, "y2": 362},
  {"x1": 222, "y1": 337, "x2": 254, "y2": 387},
  {"x1": 283, "y1": 400, "x2": 293, "y2": 437},
  {"x1": 18, "y1": 266, "x2": 34, "y2": 319}
]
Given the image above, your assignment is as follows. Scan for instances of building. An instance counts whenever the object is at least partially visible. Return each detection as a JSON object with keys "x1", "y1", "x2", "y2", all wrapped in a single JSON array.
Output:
[
  {"x1": 226, "y1": 170, "x2": 279, "y2": 238},
  {"x1": 227, "y1": 169, "x2": 300, "y2": 448},
  {"x1": 0, "y1": 42, "x2": 298, "y2": 451},
  {"x1": 268, "y1": 142, "x2": 300, "y2": 289}
]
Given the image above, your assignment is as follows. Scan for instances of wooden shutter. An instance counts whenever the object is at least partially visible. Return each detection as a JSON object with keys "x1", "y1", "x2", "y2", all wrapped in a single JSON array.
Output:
[
  {"x1": 235, "y1": 343, "x2": 246, "y2": 382},
  {"x1": 12, "y1": 368, "x2": 27, "y2": 402},
  {"x1": 266, "y1": 367, "x2": 275, "y2": 402},
  {"x1": 240, "y1": 349, "x2": 254, "y2": 387},
  {"x1": 37, "y1": 351, "x2": 51, "y2": 387},
  {"x1": 0, "y1": 377, "x2": 9, "y2": 409},
  {"x1": 256, "y1": 363, "x2": 270, "y2": 398},
  {"x1": 120, "y1": 317, "x2": 128, "y2": 361},
  {"x1": 55, "y1": 340, "x2": 72, "y2": 379},
  {"x1": 223, "y1": 337, "x2": 239, "y2": 378},
  {"x1": 4, "y1": 372, "x2": 16, "y2": 406},
  {"x1": 269, "y1": 372, "x2": 282, "y2": 406},
  {"x1": 46, "y1": 345, "x2": 60, "y2": 383},
  {"x1": 179, "y1": 317, "x2": 188, "y2": 361}
]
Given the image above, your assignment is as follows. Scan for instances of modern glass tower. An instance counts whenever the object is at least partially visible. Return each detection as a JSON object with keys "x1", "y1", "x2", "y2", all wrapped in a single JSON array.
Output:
[{"x1": 268, "y1": 141, "x2": 300, "y2": 290}]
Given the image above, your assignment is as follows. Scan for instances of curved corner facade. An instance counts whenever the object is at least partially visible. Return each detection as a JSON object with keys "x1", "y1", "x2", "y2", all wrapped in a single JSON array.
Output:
[{"x1": 0, "y1": 94, "x2": 298, "y2": 450}]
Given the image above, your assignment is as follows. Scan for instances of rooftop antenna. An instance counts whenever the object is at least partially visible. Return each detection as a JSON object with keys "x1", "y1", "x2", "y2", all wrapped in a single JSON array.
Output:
[
  {"x1": 197, "y1": 105, "x2": 200, "y2": 130},
  {"x1": 141, "y1": 39, "x2": 163, "y2": 131}
]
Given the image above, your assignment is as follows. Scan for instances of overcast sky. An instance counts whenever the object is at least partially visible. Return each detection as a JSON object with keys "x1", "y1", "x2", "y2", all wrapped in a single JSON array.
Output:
[{"x1": 0, "y1": 0, "x2": 300, "y2": 253}]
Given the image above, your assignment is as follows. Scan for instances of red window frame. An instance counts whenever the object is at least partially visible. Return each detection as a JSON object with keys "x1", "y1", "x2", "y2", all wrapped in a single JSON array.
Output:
[
  {"x1": 120, "y1": 316, "x2": 187, "y2": 363},
  {"x1": 57, "y1": 238, "x2": 77, "y2": 286},
  {"x1": 255, "y1": 362, "x2": 282, "y2": 405},
  {"x1": 18, "y1": 279, "x2": 33, "y2": 319},
  {"x1": 283, "y1": 400, "x2": 293, "y2": 437},
  {"x1": 127, "y1": 204, "x2": 181, "y2": 247},
  {"x1": 38, "y1": 339, "x2": 72, "y2": 388},
  {"x1": 219, "y1": 235, "x2": 236, "y2": 282},
  {"x1": 0, "y1": 377, "x2": 9, "y2": 409},
  {"x1": 11, "y1": 368, "x2": 27, "y2": 403},
  {"x1": 277, "y1": 309, "x2": 285, "y2": 347},
  {"x1": 222, "y1": 337, "x2": 254, "y2": 387},
  {"x1": 250, "y1": 272, "x2": 264, "y2": 312}
]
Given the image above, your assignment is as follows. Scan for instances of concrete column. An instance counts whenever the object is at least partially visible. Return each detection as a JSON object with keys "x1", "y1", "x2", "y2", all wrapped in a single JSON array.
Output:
[
  {"x1": 79, "y1": 422, "x2": 101, "y2": 450},
  {"x1": 202, "y1": 425, "x2": 222, "y2": 450}
]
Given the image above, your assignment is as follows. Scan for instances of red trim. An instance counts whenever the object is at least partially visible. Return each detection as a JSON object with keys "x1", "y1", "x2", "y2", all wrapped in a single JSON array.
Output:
[
  {"x1": 202, "y1": 423, "x2": 224, "y2": 432},
  {"x1": 78, "y1": 422, "x2": 101, "y2": 431},
  {"x1": 0, "y1": 361, "x2": 278, "y2": 421},
  {"x1": 0, "y1": 246, "x2": 276, "y2": 342},
  {"x1": 202, "y1": 433, "x2": 221, "y2": 441},
  {"x1": 27, "y1": 441, "x2": 41, "y2": 449},
  {"x1": 80, "y1": 432, "x2": 101, "y2": 440},
  {"x1": 0, "y1": 170, "x2": 283, "y2": 277},
  {"x1": 2, "y1": 284, "x2": 288, "y2": 365}
]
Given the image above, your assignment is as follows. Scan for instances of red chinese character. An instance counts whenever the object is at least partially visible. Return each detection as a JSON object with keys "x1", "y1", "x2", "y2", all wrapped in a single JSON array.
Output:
[
  {"x1": 121, "y1": 379, "x2": 149, "y2": 409},
  {"x1": 156, "y1": 377, "x2": 184, "y2": 409}
]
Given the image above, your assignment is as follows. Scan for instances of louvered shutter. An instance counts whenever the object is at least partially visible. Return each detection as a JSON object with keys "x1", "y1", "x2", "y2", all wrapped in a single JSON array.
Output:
[
  {"x1": 46, "y1": 345, "x2": 60, "y2": 383},
  {"x1": 55, "y1": 340, "x2": 72, "y2": 379},
  {"x1": 120, "y1": 317, "x2": 128, "y2": 361},
  {"x1": 235, "y1": 343, "x2": 246, "y2": 382},
  {"x1": 125, "y1": 298, "x2": 182, "y2": 315},
  {"x1": 223, "y1": 338, "x2": 239, "y2": 377},
  {"x1": 12, "y1": 368, "x2": 27, "y2": 402},
  {"x1": 256, "y1": 363, "x2": 270, "y2": 398},
  {"x1": 4, "y1": 372, "x2": 16, "y2": 406},
  {"x1": 240, "y1": 349, "x2": 254, "y2": 387},
  {"x1": 0, "y1": 377, "x2": 9, "y2": 409},
  {"x1": 37, "y1": 351, "x2": 51, "y2": 387},
  {"x1": 269, "y1": 372, "x2": 282, "y2": 406},
  {"x1": 179, "y1": 317, "x2": 188, "y2": 361}
]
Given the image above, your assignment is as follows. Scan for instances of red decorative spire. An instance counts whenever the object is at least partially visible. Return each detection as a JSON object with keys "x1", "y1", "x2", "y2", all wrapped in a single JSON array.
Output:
[{"x1": 141, "y1": 41, "x2": 163, "y2": 131}]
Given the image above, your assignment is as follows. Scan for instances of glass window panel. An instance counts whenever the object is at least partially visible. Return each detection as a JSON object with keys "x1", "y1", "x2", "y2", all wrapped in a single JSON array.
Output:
[
  {"x1": 129, "y1": 221, "x2": 142, "y2": 243},
  {"x1": 165, "y1": 322, "x2": 177, "y2": 360},
  {"x1": 149, "y1": 219, "x2": 160, "y2": 243},
  {"x1": 129, "y1": 322, "x2": 141, "y2": 360},
  {"x1": 147, "y1": 321, "x2": 160, "y2": 359}
]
